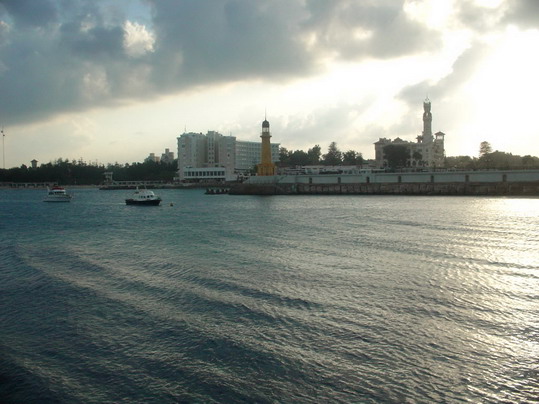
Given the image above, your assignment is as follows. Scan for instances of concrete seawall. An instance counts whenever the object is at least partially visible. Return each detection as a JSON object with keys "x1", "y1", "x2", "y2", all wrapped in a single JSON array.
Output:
[
  {"x1": 229, "y1": 170, "x2": 539, "y2": 196},
  {"x1": 230, "y1": 181, "x2": 539, "y2": 196}
]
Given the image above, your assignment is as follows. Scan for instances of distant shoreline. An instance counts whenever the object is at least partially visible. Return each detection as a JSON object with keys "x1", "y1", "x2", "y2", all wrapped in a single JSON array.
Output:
[{"x1": 0, "y1": 184, "x2": 100, "y2": 190}]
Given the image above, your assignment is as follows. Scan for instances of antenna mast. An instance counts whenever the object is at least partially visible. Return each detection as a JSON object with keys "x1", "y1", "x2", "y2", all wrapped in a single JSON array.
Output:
[{"x1": 1, "y1": 127, "x2": 4, "y2": 169}]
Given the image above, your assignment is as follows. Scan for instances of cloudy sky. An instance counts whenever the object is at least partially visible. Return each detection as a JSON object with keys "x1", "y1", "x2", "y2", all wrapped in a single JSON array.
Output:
[{"x1": 0, "y1": 0, "x2": 538, "y2": 168}]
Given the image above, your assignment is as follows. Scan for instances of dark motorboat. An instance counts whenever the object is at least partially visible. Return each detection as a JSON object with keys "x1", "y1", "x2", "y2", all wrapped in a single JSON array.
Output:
[{"x1": 125, "y1": 188, "x2": 162, "y2": 206}]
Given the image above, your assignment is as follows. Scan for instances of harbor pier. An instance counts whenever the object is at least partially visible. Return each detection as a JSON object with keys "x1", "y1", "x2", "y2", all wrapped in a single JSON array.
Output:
[{"x1": 230, "y1": 170, "x2": 539, "y2": 196}]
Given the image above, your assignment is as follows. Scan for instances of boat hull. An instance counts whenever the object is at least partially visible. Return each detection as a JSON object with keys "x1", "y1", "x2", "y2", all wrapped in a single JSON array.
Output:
[
  {"x1": 125, "y1": 199, "x2": 161, "y2": 206},
  {"x1": 43, "y1": 198, "x2": 72, "y2": 202}
]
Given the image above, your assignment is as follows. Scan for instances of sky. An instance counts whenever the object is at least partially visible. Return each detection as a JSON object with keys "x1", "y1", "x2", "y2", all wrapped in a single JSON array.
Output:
[{"x1": 0, "y1": 0, "x2": 538, "y2": 168}]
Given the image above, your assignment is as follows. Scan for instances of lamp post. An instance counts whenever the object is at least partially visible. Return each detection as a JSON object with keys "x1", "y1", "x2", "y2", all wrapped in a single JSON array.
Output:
[{"x1": 1, "y1": 127, "x2": 5, "y2": 169}]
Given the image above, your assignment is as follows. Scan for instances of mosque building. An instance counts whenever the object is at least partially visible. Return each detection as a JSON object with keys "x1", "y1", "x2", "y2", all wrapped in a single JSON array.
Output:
[{"x1": 374, "y1": 98, "x2": 445, "y2": 169}]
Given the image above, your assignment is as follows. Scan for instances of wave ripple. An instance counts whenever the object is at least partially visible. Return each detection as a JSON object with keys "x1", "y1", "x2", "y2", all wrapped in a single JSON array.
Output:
[{"x1": 1, "y1": 190, "x2": 538, "y2": 402}]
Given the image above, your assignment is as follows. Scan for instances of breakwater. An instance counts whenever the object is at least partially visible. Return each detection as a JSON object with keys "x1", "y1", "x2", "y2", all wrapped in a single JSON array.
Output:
[
  {"x1": 230, "y1": 169, "x2": 539, "y2": 196},
  {"x1": 230, "y1": 181, "x2": 539, "y2": 196}
]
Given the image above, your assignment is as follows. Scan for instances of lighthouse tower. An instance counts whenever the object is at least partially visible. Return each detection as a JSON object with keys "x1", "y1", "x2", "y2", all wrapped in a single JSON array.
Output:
[
  {"x1": 257, "y1": 117, "x2": 276, "y2": 176},
  {"x1": 422, "y1": 97, "x2": 433, "y2": 142}
]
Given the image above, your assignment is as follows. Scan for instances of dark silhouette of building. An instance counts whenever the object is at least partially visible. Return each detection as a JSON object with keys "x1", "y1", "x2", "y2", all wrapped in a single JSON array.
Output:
[{"x1": 374, "y1": 97, "x2": 445, "y2": 168}]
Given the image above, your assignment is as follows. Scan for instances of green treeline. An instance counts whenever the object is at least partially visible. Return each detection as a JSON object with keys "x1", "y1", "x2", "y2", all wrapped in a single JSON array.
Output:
[
  {"x1": 445, "y1": 152, "x2": 539, "y2": 170},
  {"x1": 0, "y1": 158, "x2": 178, "y2": 185},
  {"x1": 2, "y1": 141, "x2": 539, "y2": 185},
  {"x1": 281, "y1": 141, "x2": 539, "y2": 170},
  {"x1": 380, "y1": 140, "x2": 539, "y2": 170},
  {"x1": 278, "y1": 142, "x2": 364, "y2": 167}
]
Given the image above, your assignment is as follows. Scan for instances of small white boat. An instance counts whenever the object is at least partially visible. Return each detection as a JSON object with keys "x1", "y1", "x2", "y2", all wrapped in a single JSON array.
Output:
[
  {"x1": 43, "y1": 186, "x2": 73, "y2": 202},
  {"x1": 125, "y1": 188, "x2": 161, "y2": 206}
]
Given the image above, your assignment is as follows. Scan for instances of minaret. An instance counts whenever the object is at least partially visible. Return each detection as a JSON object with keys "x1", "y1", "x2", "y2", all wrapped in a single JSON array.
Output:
[
  {"x1": 257, "y1": 116, "x2": 276, "y2": 176},
  {"x1": 422, "y1": 97, "x2": 433, "y2": 142}
]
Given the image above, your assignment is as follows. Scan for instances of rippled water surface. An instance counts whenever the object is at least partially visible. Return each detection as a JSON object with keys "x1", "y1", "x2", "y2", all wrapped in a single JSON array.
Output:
[{"x1": 1, "y1": 188, "x2": 538, "y2": 403}]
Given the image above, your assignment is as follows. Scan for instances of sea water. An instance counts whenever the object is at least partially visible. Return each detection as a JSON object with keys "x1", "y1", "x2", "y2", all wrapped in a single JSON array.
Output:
[{"x1": 1, "y1": 188, "x2": 538, "y2": 403}]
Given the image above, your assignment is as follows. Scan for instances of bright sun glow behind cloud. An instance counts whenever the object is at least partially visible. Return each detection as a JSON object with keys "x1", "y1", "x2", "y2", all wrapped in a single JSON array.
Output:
[
  {"x1": 455, "y1": 27, "x2": 539, "y2": 157},
  {"x1": 123, "y1": 21, "x2": 155, "y2": 58}
]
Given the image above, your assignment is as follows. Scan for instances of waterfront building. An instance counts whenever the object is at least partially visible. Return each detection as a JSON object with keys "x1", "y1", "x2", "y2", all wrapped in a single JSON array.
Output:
[
  {"x1": 374, "y1": 98, "x2": 445, "y2": 169},
  {"x1": 145, "y1": 148, "x2": 175, "y2": 164},
  {"x1": 178, "y1": 132, "x2": 207, "y2": 168},
  {"x1": 177, "y1": 125, "x2": 280, "y2": 182},
  {"x1": 235, "y1": 141, "x2": 280, "y2": 173},
  {"x1": 177, "y1": 131, "x2": 236, "y2": 182},
  {"x1": 161, "y1": 148, "x2": 175, "y2": 164},
  {"x1": 181, "y1": 167, "x2": 229, "y2": 182},
  {"x1": 145, "y1": 153, "x2": 160, "y2": 163}
]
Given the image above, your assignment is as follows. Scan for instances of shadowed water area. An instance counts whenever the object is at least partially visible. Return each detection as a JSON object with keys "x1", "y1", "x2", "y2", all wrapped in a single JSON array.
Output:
[{"x1": 1, "y1": 188, "x2": 538, "y2": 403}]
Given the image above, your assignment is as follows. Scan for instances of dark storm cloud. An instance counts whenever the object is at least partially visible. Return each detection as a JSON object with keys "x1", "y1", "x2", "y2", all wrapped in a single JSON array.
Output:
[
  {"x1": 148, "y1": 0, "x2": 312, "y2": 87},
  {"x1": 60, "y1": 22, "x2": 125, "y2": 59},
  {"x1": 1, "y1": 0, "x2": 58, "y2": 27},
  {"x1": 455, "y1": 0, "x2": 539, "y2": 32},
  {"x1": 0, "y1": 0, "x2": 440, "y2": 126},
  {"x1": 502, "y1": 0, "x2": 539, "y2": 27},
  {"x1": 453, "y1": 0, "x2": 500, "y2": 32},
  {"x1": 302, "y1": 0, "x2": 439, "y2": 59}
]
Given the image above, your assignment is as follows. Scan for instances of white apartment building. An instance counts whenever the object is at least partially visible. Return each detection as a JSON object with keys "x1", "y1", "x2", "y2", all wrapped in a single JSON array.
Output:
[
  {"x1": 235, "y1": 141, "x2": 280, "y2": 173},
  {"x1": 177, "y1": 132, "x2": 237, "y2": 182},
  {"x1": 177, "y1": 131, "x2": 280, "y2": 182}
]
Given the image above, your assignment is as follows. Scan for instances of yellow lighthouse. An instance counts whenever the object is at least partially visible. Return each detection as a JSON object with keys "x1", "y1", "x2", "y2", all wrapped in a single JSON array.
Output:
[{"x1": 257, "y1": 117, "x2": 276, "y2": 176}]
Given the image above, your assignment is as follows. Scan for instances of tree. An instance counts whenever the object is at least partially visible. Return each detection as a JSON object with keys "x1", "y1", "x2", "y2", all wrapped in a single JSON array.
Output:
[
  {"x1": 289, "y1": 150, "x2": 309, "y2": 166},
  {"x1": 342, "y1": 150, "x2": 363, "y2": 166},
  {"x1": 383, "y1": 144, "x2": 409, "y2": 169},
  {"x1": 478, "y1": 141, "x2": 493, "y2": 169},
  {"x1": 481, "y1": 151, "x2": 522, "y2": 170},
  {"x1": 322, "y1": 142, "x2": 342, "y2": 165},
  {"x1": 479, "y1": 141, "x2": 492, "y2": 157},
  {"x1": 307, "y1": 145, "x2": 321, "y2": 165},
  {"x1": 522, "y1": 155, "x2": 539, "y2": 168},
  {"x1": 444, "y1": 155, "x2": 476, "y2": 170},
  {"x1": 278, "y1": 147, "x2": 291, "y2": 167}
]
